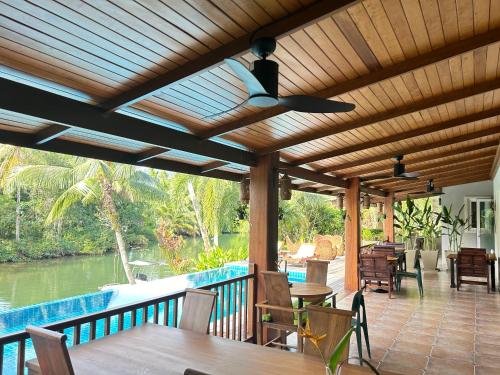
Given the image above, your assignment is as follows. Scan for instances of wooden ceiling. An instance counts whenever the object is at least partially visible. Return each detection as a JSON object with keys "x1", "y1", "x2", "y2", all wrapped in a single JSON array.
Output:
[{"x1": 0, "y1": 0, "x2": 499, "y2": 198}]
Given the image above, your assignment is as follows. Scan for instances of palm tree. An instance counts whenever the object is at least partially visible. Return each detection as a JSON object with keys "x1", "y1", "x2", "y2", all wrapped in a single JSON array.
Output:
[{"x1": 9, "y1": 158, "x2": 163, "y2": 284}]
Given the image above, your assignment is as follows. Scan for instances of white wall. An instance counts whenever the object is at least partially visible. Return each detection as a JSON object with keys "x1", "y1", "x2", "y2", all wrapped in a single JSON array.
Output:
[
  {"x1": 494, "y1": 168, "x2": 500, "y2": 256},
  {"x1": 441, "y1": 180, "x2": 493, "y2": 251}
]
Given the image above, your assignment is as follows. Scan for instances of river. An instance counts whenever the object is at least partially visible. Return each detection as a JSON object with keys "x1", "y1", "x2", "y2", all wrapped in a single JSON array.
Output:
[{"x1": 0, "y1": 234, "x2": 247, "y2": 312}]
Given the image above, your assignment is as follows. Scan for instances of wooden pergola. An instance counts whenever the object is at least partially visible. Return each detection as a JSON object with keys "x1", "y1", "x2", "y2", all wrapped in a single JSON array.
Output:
[{"x1": 0, "y1": 0, "x2": 499, "y2": 298}]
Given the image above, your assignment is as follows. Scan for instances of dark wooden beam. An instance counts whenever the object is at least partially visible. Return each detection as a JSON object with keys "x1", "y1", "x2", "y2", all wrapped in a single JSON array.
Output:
[
  {"x1": 361, "y1": 186, "x2": 386, "y2": 197},
  {"x1": 293, "y1": 107, "x2": 500, "y2": 165},
  {"x1": 201, "y1": 160, "x2": 229, "y2": 173},
  {"x1": 297, "y1": 181, "x2": 318, "y2": 189},
  {"x1": 0, "y1": 127, "x2": 244, "y2": 182},
  {"x1": 315, "y1": 186, "x2": 336, "y2": 192},
  {"x1": 201, "y1": 29, "x2": 500, "y2": 140},
  {"x1": 341, "y1": 141, "x2": 500, "y2": 178},
  {"x1": 135, "y1": 147, "x2": 169, "y2": 163},
  {"x1": 100, "y1": 0, "x2": 358, "y2": 112},
  {"x1": 321, "y1": 126, "x2": 500, "y2": 173},
  {"x1": 259, "y1": 78, "x2": 500, "y2": 154},
  {"x1": 0, "y1": 78, "x2": 256, "y2": 167},
  {"x1": 280, "y1": 162, "x2": 349, "y2": 188},
  {"x1": 34, "y1": 124, "x2": 70, "y2": 145}
]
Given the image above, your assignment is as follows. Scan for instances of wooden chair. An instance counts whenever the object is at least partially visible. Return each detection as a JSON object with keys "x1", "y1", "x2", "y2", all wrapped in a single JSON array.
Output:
[
  {"x1": 305, "y1": 259, "x2": 333, "y2": 305},
  {"x1": 359, "y1": 254, "x2": 395, "y2": 298},
  {"x1": 373, "y1": 246, "x2": 404, "y2": 271},
  {"x1": 256, "y1": 271, "x2": 305, "y2": 351},
  {"x1": 457, "y1": 249, "x2": 490, "y2": 293},
  {"x1": 351, "y1": 290, "x2": 371, "y2": 363},
  {"x1": 26, "y1": 325, "x2": 75, "y2": 375},
  {"x1": 395, "y1": 250, "x2": 423, "y2": 297},
  {"x1": 303, "y1": 305, "x2": 354, "y2": 363},
  {"x1": 179, "y1": 288, "x2": 217, "y2": 334}
]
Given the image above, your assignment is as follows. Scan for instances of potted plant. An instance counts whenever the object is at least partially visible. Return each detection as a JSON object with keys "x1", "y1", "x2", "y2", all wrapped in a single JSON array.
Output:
[
  {"x1": 416, "y1": 198, "x2": 441, "y2": 271},
  {"x1": 441, "y1": 203, "x2": 471, "y2": 256}
]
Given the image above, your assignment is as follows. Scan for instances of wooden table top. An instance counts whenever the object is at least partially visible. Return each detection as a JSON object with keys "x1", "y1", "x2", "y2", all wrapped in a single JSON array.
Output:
[
  {"x1": 447, "y1": 252, "x2": 497, "y2": 261},
  {"x1": 289, "y1": 282, "x2": 333, "y2": 298},
  {"x1": 26, "y1": 324, "x2": 402, "y2": 375}
]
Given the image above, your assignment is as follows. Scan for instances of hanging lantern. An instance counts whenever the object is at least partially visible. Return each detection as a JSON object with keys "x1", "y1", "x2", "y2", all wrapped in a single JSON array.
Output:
[
  {"x1": 377, "y1": 202, "x2": 383, "y2": 213},
  {"x1": 335, "y1": 193, "x2": 344, "y2": 210},
  {"x1": 363, "y1": 194, "x2": 371, "y2": 209},
  {"x1": 239, "y1": 177, "x2": 250, "y2": 204},
  {"x1": 280, "y1": 173, "x2": 292, "y2": 200}
]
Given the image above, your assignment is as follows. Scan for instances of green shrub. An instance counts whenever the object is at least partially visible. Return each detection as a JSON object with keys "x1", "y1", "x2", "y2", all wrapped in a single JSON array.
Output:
[
  {"x1": 362, "y1": 228, "x2": 384, "y2": 241},
  {"x1": 194, "y1": 247, "x2": 248, "y2": 271}
]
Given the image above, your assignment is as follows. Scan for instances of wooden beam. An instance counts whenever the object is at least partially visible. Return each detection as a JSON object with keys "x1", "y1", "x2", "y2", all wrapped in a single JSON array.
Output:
[
  {"x1": 360, "y1": 186, "x2": 386, "y2": 197},
  {"x1": 394, "y1": 175, "x2": 492, "y2": 195},
  {"x1": 201, "y1": 160, "x2": 229, "y2": 173},
  {"x1": 34, "y1": 124, "x2": 70, "y2": 145},
  {"x1": 135, "y1": 147, "x2": 169, "y2": 163},
  {"x1": 341, "y1": 141, "x2": 500, "y2": 178},
  {"x1": 321, "y1": 126, "x2": 500, "y2": 173},
  {"x1": 201, "y1": 29, "x2": 500, "y2": 140},
  {"x1": 0, "y1": 127, "x2": 244, "y2": 182},
  {"x1": 315, "y1": 186, "x2": 336, "y2": 192},
  {"x1": 249, "y1": 153, "x2": 280, "y2": 305},
  {"x1": 100, "y1": 0, "x2": 358, "y2": 112},
  {"x1": 297, "y1": 181, "x2": 318, "y2": 189},
  {"x1": 0, "y1": 78, "x2": 257, "y2": 167},
  {"x1": 259, "y1": 78, "x2": 500, "y2": 154},
  {"x1": 344, "y1": 177, "x2": 361, "y2": 292},
  {"x1": 293, "y1": 107, "x2": 500, "y2": 165},
  {"x1": 280, "y1": 162, "x2": 349, "y2": 188},
  {"x1": 491, "y1": 141, "x2": 500, "y2": 178},
  {"x1": 383, "y1": 193, "x2": 394, "y2": 242}
]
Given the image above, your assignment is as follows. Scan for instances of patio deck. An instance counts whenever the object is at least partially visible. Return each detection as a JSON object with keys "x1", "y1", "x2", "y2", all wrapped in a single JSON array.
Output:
[{"x1": 336, "y1": 271, "x2": 500, "y2": 375}]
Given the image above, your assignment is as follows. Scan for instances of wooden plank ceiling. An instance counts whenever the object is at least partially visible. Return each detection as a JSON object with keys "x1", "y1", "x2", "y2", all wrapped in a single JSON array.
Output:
[{"x1": 0, "y1": 0, "x2": 499, "y2": 199}]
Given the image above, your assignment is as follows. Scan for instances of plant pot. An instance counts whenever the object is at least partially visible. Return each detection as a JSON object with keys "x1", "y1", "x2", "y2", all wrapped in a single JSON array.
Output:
[
  {"x1": 421, "y1": 250, "x2": 438, "y2": 271},
  {"x1": 405, "y1": 249, "x2": 417, "y2": 270}
]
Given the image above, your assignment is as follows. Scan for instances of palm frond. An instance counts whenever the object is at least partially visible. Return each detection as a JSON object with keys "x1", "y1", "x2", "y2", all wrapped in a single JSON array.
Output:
[{"x1": 46, "y1": 180, "x2": 98, "y2": 223}]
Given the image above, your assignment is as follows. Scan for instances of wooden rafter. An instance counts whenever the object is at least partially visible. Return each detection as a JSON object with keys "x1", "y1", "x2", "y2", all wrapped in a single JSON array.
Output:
[
  {"x1": 201, "y1": 160, "x2": 229, "y2": 173},
  {"x1": 280, "y1": 162, "x2": 349, "y2": 188},
  {"x1": 34, "y1": 124, "x2": 70, "y2": 145},
  {"x1": 135, "y1": 147, "x2": 169, "y2": 163},
  {"x1": 260, "y1": 78, "x2": 500, "y2": 154},
  {"x1": 340, "y1": 141, "x2": 500, "y2": 178},
  {"x1": 390, "y1": 174, "x2": 492, "y2": 194},
  {"x1": 100, "y1": 0, "x2": 358, "y2": 112},
  {"x1": 293, "y1": 107, "x2": 500, "y2": 165},
  {"x1": 320, "y1": 126, "x2": 500, "y2": 173},
  {"x1": 200, "y1": 29, "x2": 500, "y2": 140},
  {"x1": 0, "y1": 78, "x2": 257, "y2": 167}
]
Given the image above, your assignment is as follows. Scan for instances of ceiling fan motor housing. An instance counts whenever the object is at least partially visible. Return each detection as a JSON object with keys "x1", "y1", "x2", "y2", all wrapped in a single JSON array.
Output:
[
  {"x1": 248, "y1": 59, "x2": 280, "y2": 107},
  {"x1": 394, "y1": 161, "x2": 405, "y2": 176}
]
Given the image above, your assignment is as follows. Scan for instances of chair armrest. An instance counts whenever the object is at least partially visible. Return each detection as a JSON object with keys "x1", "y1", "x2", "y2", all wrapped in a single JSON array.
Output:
[{"x1": 255, "y1": 301, "x2": 306, "y2": 314}]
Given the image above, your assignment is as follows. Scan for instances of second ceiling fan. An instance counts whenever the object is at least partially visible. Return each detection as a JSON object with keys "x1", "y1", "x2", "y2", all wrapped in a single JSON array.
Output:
[
  {"x1": 206, "y1": 37, "x2": 356, "y2": 118},
  {"x1": 365, "y1": 155, "x2": 421, "y2": 181}
]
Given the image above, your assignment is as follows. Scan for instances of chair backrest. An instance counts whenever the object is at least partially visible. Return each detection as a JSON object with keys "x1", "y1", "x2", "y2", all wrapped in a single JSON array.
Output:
[
  {"x1": 315, "y1": 239, "x2": 337, "y2": 260},
  {"x1": 457, "y1": 251, "x2": 488, "y2": 277},
  {"x1": 359, "y1": 254, "x2": 392, "y2": 278},
  {"x1": 261, "y1": 271, "x2": 294, "y2": 325},
  {"x1": 306, "y1": 259, "x2": 329, "y2": 285},
  {"x1": 304, "y1": 305, "x2": 354, "y2": 361},
  {"x1": 372, "y1": 246, "x2": 396, "y2": 257},
  {"x1": 460, "y1": 247, "x2": 487, "y2": 254},
  {"x1": 414, "y1": 237, "x2": 424, "y2": 250},
  {"x1": 285, "y1": 235, "x2": 301, "y2": 254},
  {"x1": 26, "y1": 325, "x2": 75, "y2": 375},
  {"x1": 351, "y1": 290, "x2": 367, "y2": 325},
  {"x1": 414, "y1": 249, "x2": 421, "y2": 270},
  {"x1": 179, "y1": 289, "x2": 217, "y2": 334}
]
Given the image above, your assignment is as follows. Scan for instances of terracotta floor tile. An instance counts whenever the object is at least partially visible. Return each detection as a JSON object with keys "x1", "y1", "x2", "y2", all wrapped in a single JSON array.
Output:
[
  {"x1": 381, "y1": 350, "x2": 428, "y2": 370},
  {"x1": 431, "y1": 344, "x2": 474, "y2": 363},
  {"x1": 474, "y1": 366, "x2": 500, "y2": 375},
  {"x1": 475, "y1": 343, "x2": 500, "y2": 358},
  {"x1": 475, "y1": 354, "x2": 500, "y2": 368},
  {"x1": 390, "y1": 340, "x2": 432, "y2": 356},
  {"x1": 425, "y1": 357, "x2": 474, "y2": 375}
]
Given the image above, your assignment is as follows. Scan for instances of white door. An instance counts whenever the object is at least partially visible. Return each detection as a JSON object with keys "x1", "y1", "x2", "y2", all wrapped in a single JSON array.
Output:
[{"x1": 476, "y1": 198, "x2": 495, "y2": 249}]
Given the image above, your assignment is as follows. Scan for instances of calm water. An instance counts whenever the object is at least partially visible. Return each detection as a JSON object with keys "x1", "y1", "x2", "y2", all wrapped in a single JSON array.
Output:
[{"x1": 0, "y1": 234, "x2": 247, "y2": 312}]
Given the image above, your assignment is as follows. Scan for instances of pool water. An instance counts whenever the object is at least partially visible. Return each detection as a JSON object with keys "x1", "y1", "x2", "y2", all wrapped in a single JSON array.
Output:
[{"x1": 0, "y1": 265, "x2": 305, "y2": 374}]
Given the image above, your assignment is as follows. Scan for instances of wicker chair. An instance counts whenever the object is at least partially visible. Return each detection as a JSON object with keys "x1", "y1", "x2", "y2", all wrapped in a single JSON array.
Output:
[
  {"x1": 285, "y1": 235, "x2": 301, "y2": 255},
  {"x1": 314, "y1": 238, "x2": 337, "y2": 260}
]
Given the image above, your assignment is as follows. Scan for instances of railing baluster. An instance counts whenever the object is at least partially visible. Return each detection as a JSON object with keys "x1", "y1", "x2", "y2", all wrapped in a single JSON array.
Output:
[
  {"x1": 118, "y1": 313, "x2": 124, "y2": 331},
  {"x1": 74, "y1": 324, "x2": 81, "y2": 345},
  {"x1": 142, "y1": 306, "x2": 148, "y2": 324},
  {"x1": 212, "y1": 287, "x2": 218, "y2": 336},
  {"x1": 173, "y1": 298, "x2": 178, "y2": 328},
  {"x1": 238, "y1": 280, "x2": 243, "y2": 341},
  {"x1": 153, "y1": 303, "x2": 159, "y2": 324},
  {"x1": 219, "y1": 285, "x2": 225, "y2": 337},
  {"x1": 231, "y1": 282, "x2": 237, "y2": 340},
  {"x1": 104, "y1": 316, "x2": 111, "y2": 336},
  {"x1": 17, "y1": 339, "x2": 25, "y2": 375},
  {"x1": 89, "y1": 321, "x2": 96, "y2": 341},
  {"x1": 225, "y1": 284, "x2": 230, "y2": 338},
  {"x1": 244, "y1": 279, "x2": 248, "y2": 341},
  {"x1": 0, "y1": 343, "x2": 3, "y2": 374},
  {"x1": 131, "y1": 309, "x2": 137, "y2": 327},
  {"x1": 164, "y1": 300, "x2": 170, "y2": 326}
]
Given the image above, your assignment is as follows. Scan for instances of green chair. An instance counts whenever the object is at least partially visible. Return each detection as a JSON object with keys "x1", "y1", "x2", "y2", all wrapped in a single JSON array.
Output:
[
  {"x1": 395, "y1": 250, "x2": 423, "y2": 297},
  {"x1": 351, "y1": 290, "x2": 371, "y2": 362}
]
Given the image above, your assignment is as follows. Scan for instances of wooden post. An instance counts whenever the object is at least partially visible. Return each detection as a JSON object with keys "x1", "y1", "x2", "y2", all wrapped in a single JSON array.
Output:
[
  {"x1": 384, "y1": 193, "x2": 395, "y2": 242},
  {"x1": 344, "y1": 177, "x2": 361, "y2": 292},
  {"x1": 248, "y1": 152, "x2": 279, "y2": 340}
]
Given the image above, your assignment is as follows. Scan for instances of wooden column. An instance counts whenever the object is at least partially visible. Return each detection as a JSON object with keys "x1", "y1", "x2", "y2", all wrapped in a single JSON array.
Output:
[
  {"x1": 248, "y1": 152, "x2": 279, "y2": 338},
  {"x1": 344, "y1": 177, "x2": 361, "y2": 292},
  {"x1": 384, "y1": 193, "x2": 395, "y2": 242}
]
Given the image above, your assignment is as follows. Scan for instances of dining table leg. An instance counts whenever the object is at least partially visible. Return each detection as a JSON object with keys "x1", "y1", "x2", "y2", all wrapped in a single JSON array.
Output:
[
  {"x1": 490, "y1": 260, "x2": 496, "y2": 291},
  {"x1": 449, "y1": 258, "x2": 456, "y2": 288}
]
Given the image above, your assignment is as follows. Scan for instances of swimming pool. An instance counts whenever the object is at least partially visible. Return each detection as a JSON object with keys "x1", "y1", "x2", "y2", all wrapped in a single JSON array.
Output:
[{"x1": 0, "y1": 264, "x2": 305, "y2": 374}]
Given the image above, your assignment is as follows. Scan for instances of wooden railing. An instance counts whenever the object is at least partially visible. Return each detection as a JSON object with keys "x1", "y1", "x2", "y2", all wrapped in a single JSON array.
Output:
[{"x1": 0, "y1": 270, "x2": 255, "y2": 375}]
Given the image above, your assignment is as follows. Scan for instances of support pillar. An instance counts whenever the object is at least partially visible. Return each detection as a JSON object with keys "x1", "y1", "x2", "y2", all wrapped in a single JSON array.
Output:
[
  {"x1": 248, "y1": 153, "x2": 279, "y2": 338},
  {"x1": 384, "y1": 193, "x2": 395, "y2": 242},
  {"x1": 344, "y1": 177, "x2": 361, "y2": 292}
]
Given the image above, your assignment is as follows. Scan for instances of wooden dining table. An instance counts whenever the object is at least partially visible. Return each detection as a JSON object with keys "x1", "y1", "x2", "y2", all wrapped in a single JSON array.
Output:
[
  {"x1": 289, "y1": 282, "x2": 334, "y2": 308},
  {"x1": 26, "y1": 324, "x2": 401, "y2": 375}
]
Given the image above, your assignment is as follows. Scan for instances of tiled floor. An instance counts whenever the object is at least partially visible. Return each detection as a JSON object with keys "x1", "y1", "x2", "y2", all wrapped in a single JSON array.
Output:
[{"x1": 336, "y1": 271, "x2": 500, "y2": 375}]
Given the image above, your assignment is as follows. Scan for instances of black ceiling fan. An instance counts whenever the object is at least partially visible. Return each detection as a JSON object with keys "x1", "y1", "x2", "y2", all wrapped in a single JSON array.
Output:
[
  {"x1": 205, "y1": 37, "x2": 356, "y2": 118},
  {"x1": 410, "y1": 179, "x2": 445, "y2": 196},
  {"x1": 364, "y1": 155, "x2": 421, "y2": 181}
]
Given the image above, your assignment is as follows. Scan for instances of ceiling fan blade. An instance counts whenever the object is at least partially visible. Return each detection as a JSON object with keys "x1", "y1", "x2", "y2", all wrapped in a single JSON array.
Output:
[
  {"x1": 224, "y1": 58, "x2": 268, "y2": 97},
  {"x1": 202, "y1": 99, "x2": 247, "y2": 119},
  {"x1": 278, "y1": 95, "x2": 355, "y2": 113},
  {"x1": 398, "y1": 172, "x2": 420, "y2": 178}
]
